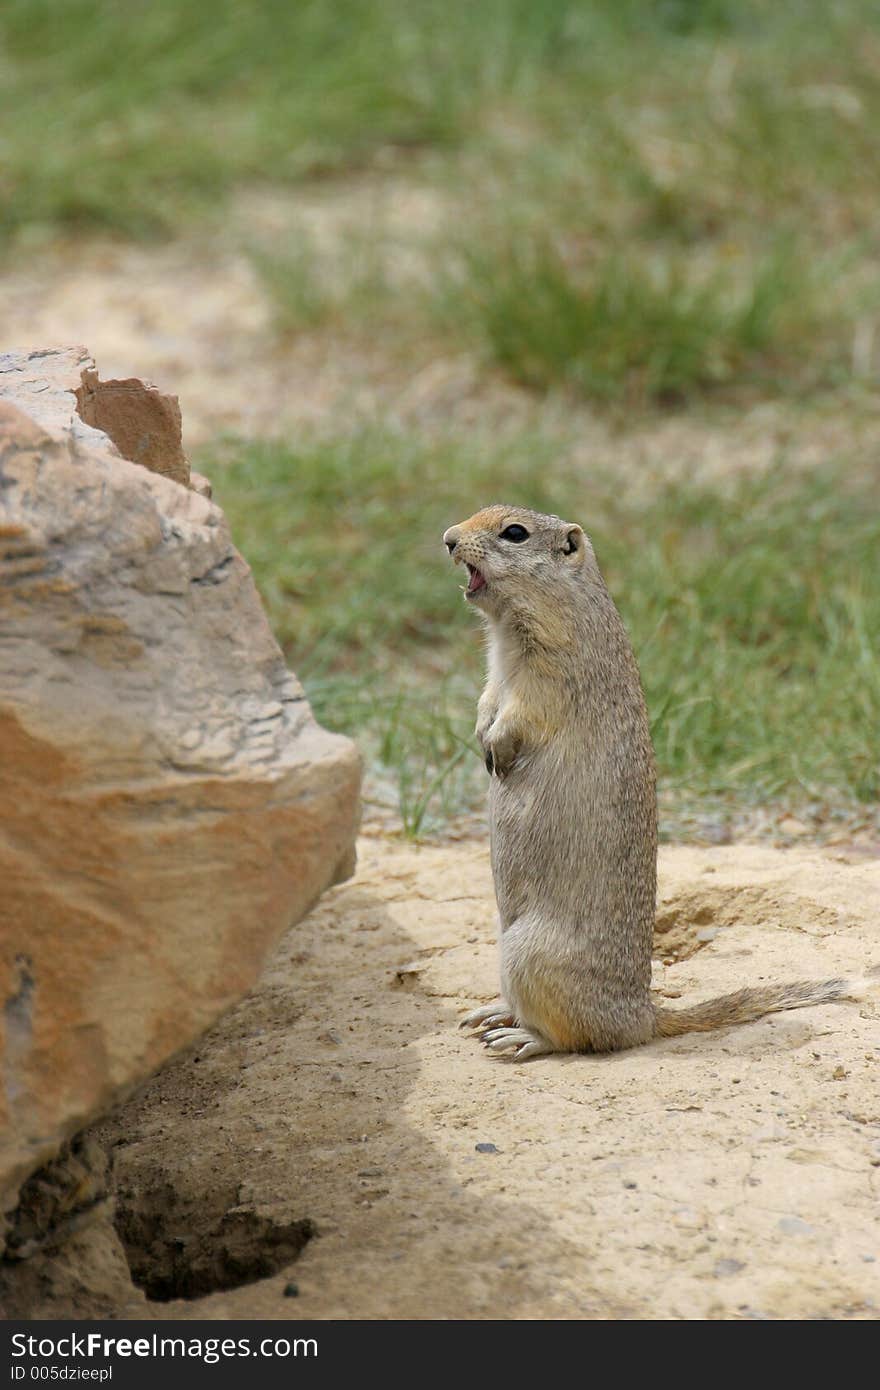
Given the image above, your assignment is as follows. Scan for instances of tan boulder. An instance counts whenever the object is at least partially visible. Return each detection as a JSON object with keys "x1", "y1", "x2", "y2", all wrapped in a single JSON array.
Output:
[{"x1": 0, "y1": 351, "x2": 361, "y2": 1245}]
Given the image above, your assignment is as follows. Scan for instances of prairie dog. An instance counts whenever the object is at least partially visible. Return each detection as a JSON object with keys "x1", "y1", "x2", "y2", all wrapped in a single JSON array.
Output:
[{"x1": 443, "y1": 504, "x2": 872, "y2": 1059}]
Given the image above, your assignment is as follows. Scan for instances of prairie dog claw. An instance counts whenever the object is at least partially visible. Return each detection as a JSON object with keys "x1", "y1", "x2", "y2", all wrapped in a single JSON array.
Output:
[
  {"x1": 460, "y1": 1000, "x2": 515, "y2": 1031},
  {"x1": 482, "y1": 1026, "x2": 553, "y2": 1060}
]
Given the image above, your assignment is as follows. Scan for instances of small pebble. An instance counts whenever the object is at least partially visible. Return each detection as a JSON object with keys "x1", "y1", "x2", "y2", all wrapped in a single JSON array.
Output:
[
  {"x1": 283, "y1": 1282, "x2": 299, "y2": 1298},
  {"x1": 475, "y1": 1142, "x2": 499, "y2": 1154},
  {"x1": 714, "y1": 1258, "x2": 746, "y2": 1278},
  {"x1": 623, "y1": 1180, "x2": 638, "y2": 1190},
  {"x1": 778, "y1": 1216, "x2": 815, "y2": 1236}
]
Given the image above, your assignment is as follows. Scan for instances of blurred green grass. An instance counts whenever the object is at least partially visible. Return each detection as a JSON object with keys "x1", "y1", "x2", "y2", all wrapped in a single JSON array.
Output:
[
  {"x1": 438, "y1": 238, "x2": 837, "y2": 404},
  {"x1": 5, "y1": 1, "x2": 880, "y2": 401},
  {"x1": 204, "y1": 430, "x2": 880, "y2": 832}
]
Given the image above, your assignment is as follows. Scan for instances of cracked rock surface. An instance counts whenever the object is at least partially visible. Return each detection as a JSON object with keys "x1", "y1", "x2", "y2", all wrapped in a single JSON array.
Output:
[{"x1": 0, "y1": 349, "x2": 361, "y2": 1240}]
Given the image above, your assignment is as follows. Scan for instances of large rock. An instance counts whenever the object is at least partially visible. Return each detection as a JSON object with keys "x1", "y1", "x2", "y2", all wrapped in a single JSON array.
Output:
[{"x1": 0, "y1": 349, "x2": 361, "y2": 1245}]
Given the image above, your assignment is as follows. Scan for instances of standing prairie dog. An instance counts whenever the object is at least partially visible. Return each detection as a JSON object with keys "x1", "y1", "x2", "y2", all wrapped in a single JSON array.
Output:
[{"x1": 443, "y1": 504, "x2": 873, "y2": 1060}]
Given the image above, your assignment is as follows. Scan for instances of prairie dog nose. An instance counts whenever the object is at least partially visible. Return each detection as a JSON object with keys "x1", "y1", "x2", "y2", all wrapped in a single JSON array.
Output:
[{"x1": 443, "y1": 525, "x2": 460, "y2": 554}]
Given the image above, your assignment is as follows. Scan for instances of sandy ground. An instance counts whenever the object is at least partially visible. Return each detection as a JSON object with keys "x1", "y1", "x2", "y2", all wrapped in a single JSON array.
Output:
[{"x1": 6, "y1": 833, "x2": 878, "y2": 1321}]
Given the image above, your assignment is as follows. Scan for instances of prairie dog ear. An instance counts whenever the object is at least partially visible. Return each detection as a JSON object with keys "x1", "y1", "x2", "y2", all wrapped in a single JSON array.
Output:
[{"x1": 561, "y1": 524, "x2": 585, "y2": 558}]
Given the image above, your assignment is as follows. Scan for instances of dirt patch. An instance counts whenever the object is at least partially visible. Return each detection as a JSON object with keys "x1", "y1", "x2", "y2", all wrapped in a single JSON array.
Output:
[
  {"x1": 0, "y1": 1136, "x2": 109, "y2": 1263},
  {"x1": 653, "y1": 883, "x2": 846, "y2": 964},
  {"x1": 5, "y1": 833, "x2": 878, "y2": 1321},
  {"x1": 4, "y1": 214, "x2": 880, "y2": 478},
  {"x1": 114, "y1": 1181, "x2": 314, "y2": 1302}
]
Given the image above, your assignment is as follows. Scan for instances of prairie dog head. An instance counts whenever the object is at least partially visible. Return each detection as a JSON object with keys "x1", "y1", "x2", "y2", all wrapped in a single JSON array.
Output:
[{"x1": 443, "y1": 504, "x2": 591, "y2": 622}]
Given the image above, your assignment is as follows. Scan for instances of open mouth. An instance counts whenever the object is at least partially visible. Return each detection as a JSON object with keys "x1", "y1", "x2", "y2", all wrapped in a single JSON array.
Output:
[{"x1": 465, "y1": 564, "x2": 487, "y2": 598}]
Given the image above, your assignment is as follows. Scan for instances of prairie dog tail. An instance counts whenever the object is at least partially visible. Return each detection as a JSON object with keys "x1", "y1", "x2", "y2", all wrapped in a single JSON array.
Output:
[{"x1": 654, "y1": 971, "x2": 878, "y2": 1039}]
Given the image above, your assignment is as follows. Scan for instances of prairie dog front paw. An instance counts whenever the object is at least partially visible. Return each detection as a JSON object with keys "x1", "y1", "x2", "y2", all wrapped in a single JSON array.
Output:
[
  {"x1": 475, "y1": 688, "x2": 501, "y2": 752},
  {"x1": 484, "y1": 720, "x2": 523, "y2": 778}
]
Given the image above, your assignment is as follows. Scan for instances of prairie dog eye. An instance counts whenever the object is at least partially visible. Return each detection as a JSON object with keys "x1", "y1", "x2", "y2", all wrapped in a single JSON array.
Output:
[{"x1": 499, "y1": 524, "x2": 529, "y2": 542}]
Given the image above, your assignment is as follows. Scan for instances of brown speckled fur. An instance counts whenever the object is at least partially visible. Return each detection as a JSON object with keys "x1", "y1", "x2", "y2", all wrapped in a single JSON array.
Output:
[{"x1": 444, "y1": 505, "x2": 872, "y2": 1059}]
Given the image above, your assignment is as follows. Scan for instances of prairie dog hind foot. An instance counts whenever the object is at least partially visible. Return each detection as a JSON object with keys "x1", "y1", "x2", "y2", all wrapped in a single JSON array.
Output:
[
  {"x1": 480, "y1": 1026, "x2": 555, "y2": 1061},
  {"x1": 461, "y1": 1001, "x2": 555, "y2": 1059},
  {"x1": 460, "y1": 1000, "x2": 515, "y2": 1031}
]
